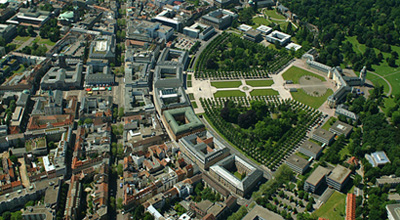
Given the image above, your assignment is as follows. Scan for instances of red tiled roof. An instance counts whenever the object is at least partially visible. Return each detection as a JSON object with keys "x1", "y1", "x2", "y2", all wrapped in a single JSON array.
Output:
[{"x1": 346, "y1": 193, "x2": 356, "y2": 220}]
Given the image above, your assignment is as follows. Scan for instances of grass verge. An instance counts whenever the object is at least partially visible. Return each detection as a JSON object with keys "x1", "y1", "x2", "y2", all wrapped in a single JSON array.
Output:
[{"x1": 214, "y1": 90, "x2": 246, "y2": 97}]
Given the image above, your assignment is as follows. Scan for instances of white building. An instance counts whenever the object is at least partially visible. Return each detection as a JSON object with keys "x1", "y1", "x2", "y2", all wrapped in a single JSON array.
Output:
[{"x1": 266, "y1": 30, "x2": 291, "y2": 45}]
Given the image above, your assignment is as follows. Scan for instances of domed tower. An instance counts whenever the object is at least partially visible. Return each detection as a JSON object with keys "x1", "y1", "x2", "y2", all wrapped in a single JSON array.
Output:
[{"x1": 359, "y1": 66, "x2": 367, "y2": 85}]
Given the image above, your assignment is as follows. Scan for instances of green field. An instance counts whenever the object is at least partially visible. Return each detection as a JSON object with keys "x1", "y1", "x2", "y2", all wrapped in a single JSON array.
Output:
[
  {"x1": 282, "y1": 66, "x2": 326, "y2": 84},
  {"x1": 252, "y1": 17, "x2": 272, "y2": 27},
  {"x1": 211, "y1": 81, "x2": 242, "y2": 88},
  {"x1": 187, "y1": 74, "x2": 192, "y2": 81},
  {"x1": 314, "y1": 191, "x2": 346, "y2": 220},
  {"x1": 291, "y1": 89, "x2": 333, "y2": 109},
  {"x1": 250, "y1": 89, "x2": 279, "y2": 96},
  {"x1": 33, "y1": 37, "x2": 57, "y2": 46},
  {"x1": 188, "y1": 93, "x2": 195, "y2": 100},
  {"x1": 246, "y1": 80, "x2": 274, "y2": 87},
  {"x1": 264, "y1": 9, "x2": 286, "y2": 20},
  {"x1": 214, "y1": 90, "x2": 246, "y2": 97},
  {"x1": 191, "y1": 101, "x2": 198, "y2": 108},
  {"x1": 187, "y1": 81, "x2": 192, "y2": 87},
  {"x1": 14, "y1": 36, "x2": 31, "y2": 42},
  {"x1": 321, "y1": 117, "x2": 337, "y2": 130},
  {"x1": 345, "y1": 36, "x2": 400, "y2": 95},
  {"x1": 383, "y1": 98, "x2": 396, "y2": 114}
]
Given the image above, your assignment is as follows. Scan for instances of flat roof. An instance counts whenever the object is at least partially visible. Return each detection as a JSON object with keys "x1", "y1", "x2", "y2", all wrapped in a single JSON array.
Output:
[
  {"x1": 163, "y1": 107, "x2": 204, "y2": 136},
  {"x1": 286, "y1": 154, "x2": 310, "y2": 169},
  {"x1": 300, "y1": 140, "x2": 322, "y2": 155},
  {"x1": 329, "y1": 121, "x2": 353, "y2": 136},
  {"x1": 387, "y1": 204, "x2": 400, "y2": 220},
  {"x1": 313, "y1": 128, "x2": 335, "y2": 140},
  {"x1": 371, "y1": 151, "x2": 390, "y2": 165},
  {"x1": 305, "y1": 166, "x2": 330, "y2": 186},
  {"x1": 327, "y1": 164, "x2": 351, "y2": 184},
  {"x1": 242, "y1": 205, "x2": 284, "y2": 220}
]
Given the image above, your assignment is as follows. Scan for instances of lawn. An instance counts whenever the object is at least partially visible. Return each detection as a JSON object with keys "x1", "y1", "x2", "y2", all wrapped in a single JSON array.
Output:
[
  {"x1": 345, "y1": 36, "x2": 400, "y2": 95},
  {"x1": 383, "y1": 97, "x2": 396, "y2": 114},
  {"x1": 339, "y1": 144, "x2": 350, "y2": 160},
  {"x1": 314, "y1": 191, "x2": 346, "y2": 220},
  {"x1": 250, "y1": 89, "x2": 279, "y2": 96},
  {"x1": 252, "y1": 17, "x2": 272, "y2": 26},
  {"x1": 321, "y1": 117, "x2": 337, "y2": 130},
  {"x1": 33, "y1": 37, "x2": 57, "y2": 47},
  {"x1": 187, "y1": 81, "x2": 192, "y2": 87},
  {"x1": 234, "y1": 171, "x2": 245, "y2": 180},
  {"x1": 188, "y1": 93, "x2": 195, "y2": 101},
  {"x1": 187, "y1": 74, "x2": 192, "y2": 81},
  {"x1": 291, "y1": 89, "x2": 333, "y2": 109},
  {"x1": 191, "y1": 101, "x2": 198, "y2": 108},
  {"x1": 214, "y1": 90, "x2": 246, "y2": 97},
  {"x1": 211, "y1": 81, "x2": 242, "y2": 88},
  {"x1": 264, "y1": 9, "x2": 286, "y2": 20},
  {"x1": 14, "y1": 36, "x2": 31, "y2": 42},
  {"x1": 282, "y1": 66, "x2": 326, "y2": 84},
  {"x1": 246, "y1": 79, "x2": 274, "y2": 87}
]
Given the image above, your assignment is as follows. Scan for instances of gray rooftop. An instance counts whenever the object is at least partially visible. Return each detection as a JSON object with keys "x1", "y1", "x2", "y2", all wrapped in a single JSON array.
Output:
[
  {"x1": 387, "y1": 204, "x2": 400, "y2": 220},
  {"x1": 300, "y1": 140, "x2": 322, "y2": 155},
  {"x1": 305, "y1": 166, "x2": 330, "y2": 186},
  {"x1": 286, "y1": 154, "x2": 310, "y2": 170},
  {"x1": 242, "y1": 205, "x2": 284, "y2": 220},
  {"x1": 329, "y1": 121, "x2": 353, "y2": 136},
  {"x1": 313, "y1": 128, "x2": 335, "y2": 140},
  {"x1": 327, "y1": 164, "x2": 351, "y2": 184}
]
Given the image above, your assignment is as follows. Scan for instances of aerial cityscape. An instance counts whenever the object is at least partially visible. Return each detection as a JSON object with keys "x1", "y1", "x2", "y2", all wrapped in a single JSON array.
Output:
[{"x1": 0, "y1": 0, "x2": 398, "y2": 219}]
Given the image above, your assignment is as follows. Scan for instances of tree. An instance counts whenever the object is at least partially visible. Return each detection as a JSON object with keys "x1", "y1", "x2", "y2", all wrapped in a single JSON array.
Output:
[
  {"x1": 110, "y1": 196, "x2": 116, "y2": 210},
  {"x1": 2, "y1": 211, "x2": 11, "y2": 220},
  {"x1": 9, "y1": 155, "x2": 17, "y2": 164},
  {"x1": 117, "y1": 143, "x2": 124, "y2": 159},
  {"x1": 0, "y1": 37, "x2": 5, "y2": 47},
  {"x1": 118, "y1": 107, "x2": 124, "y2": 119},
  {"x1": 117, "y1": 163, "x2": 123, "y2": 176},
  {"x1": 84, "y1": 118, "x2": 93, "y2": 125},
  {"x1": 117, "y1": 197, "x2": 123, "y2": 210},
  {"x1": 48, "y1": 141, "x2": 55, "y2": 149},
  {"x1": 353, "y1": 174, "x2": 362, "y2": 186}
]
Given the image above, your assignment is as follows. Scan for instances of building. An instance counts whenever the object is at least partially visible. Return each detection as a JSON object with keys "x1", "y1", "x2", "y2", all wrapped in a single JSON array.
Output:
[
  {"x1": 209, "y1": 155, "x2": 263, "y2": 197},
  {"x1": 242, "y1": 205, "x2": 284, "y2": 220},
  {"x1": 387, "y1": 204, "x2": 400, "y2": 220},
  {"x1": 31, "y1": 90, "x2": 64, "y2": 116},
  {"x1": 214, "y1": 0, "x2": 238, "y2": 8},
  {"x1": 6, "y1": 8, "x2": 51, "y2": 29},
  {"x1": 244, "y1": 29, "x2": 262, "y2": 42},
  {"x1": 266, "y1": 30, "x2": 291, "y2": 45},
  {"x1": 79, "y1": 96, "x2": 113, "y2": 121},
  {"x1": 376, "y1": 176, "x2": 400, "y2": 187},
  {"x1": 40, "y1": 60, "x2": 83, "y2": 90},
  {"x1": 200, "y1": 9, "x2": 237, "y2": 30},
  {"x1": 285, "y1": 42, "x2": 302, "y2": 51},
  {"x1": 238, "y1": 24, "x2": 252, "y2": 32},
  {"x1": 179, "y1": 131, "x2": 230, "y2": 170},
  {"x1": 311, "y1": 128, "x2": 335, "y2": 145},
  {"x1": 285, "y1": 154, "x2": 310, "y2": 174},
  {"x1": 162, "y1": 106, "x2": 205, "y2": 141},
  {"x1": 0, "y1": 24, "x2": 16, "y2": 41},
  {"x1": 64, "y1": 175, "x2": 82, "y2": 220},
  {"x1": 85, "y1": 63, "x2": 115, "y2": 86},
  {"x1": 346, "y1": 193, "x2": 356, "y2": 220},
  {"x1": 153, "y1": 9, "x2": 183, "y2": 31},
  {"x1": 22, "y1": 205, "x2": 56, "y2": 220},
  {"x1": 256, "y1": 25, "x2": 272, "y2": 35},
  {"x1": 183, "y1": 23, "x2": 215, "y2": 40},
  {"x1": 299, "y1": 140, "x2": 323, "y2": 159},
  {"x1": 124, "y1": 62, "x2": 150, "y2": 88},
  {"x1": 126, "y1": 20, "x2": 174, "y2": 42},
  {"x1": 365, "y1": 151, "x2": 390, "y2": 167},
  {"x1": 88, "y1": 35, "x2": 116, "y2": 63},
  {"x1": 326, "y1": 165, "x2": 351, "y2": 191},
  {"x1": 124, "y1": 87, "x2": 154, "y2": 115},
  {"x1": 304, "y1": 166, "x2": 330, "y2": 193},
  {"x1": 157, "y1": 48, "x2": 189, "y2": 69},
  {"x1": 329, "y1": 121, "x2": 353, "y2": 138},
  {"x1": 335, "y1": 105, "x2": 358, "y2": 121}
]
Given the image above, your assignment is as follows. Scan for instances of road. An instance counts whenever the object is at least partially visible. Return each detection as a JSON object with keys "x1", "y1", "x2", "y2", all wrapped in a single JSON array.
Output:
[
  {"x1": 113, "y1": 76, "x2": 125, "y2": 107},
  {"x1": 199, "y1": 117, "x2": 273, "y2": 180}
]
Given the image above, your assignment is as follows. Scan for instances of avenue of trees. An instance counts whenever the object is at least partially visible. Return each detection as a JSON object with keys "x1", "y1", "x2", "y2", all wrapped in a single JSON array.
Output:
[
  {"x1": 201, "y1": 96, "x2": 322, "y2": 170},
  {"x1": 281, "y1": 0, "x2": 400, "y2": 70},
  {"x1": 195, "y1": 32, "x2": 293, "y2": 79}
]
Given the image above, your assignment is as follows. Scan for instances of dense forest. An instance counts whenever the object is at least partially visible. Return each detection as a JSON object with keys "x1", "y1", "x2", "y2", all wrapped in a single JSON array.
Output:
[{"x1": 281, "y1": 0, "x2": 400, "y2": 70}]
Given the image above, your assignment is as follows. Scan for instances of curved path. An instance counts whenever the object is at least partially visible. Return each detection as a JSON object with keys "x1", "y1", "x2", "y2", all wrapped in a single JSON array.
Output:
[{"x1": 368, "y1": 71, "x2": 392, "y2": 96}]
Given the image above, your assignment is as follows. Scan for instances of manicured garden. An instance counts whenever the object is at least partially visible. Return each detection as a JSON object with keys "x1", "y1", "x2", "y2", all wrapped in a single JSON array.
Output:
[
  {"x1": 291, "y1": 89, "x2": 333, "y2": 109},
  {"x1": 246, "y1": 79, "x2": 274, "y2": 87},
  {"x1": 214, "y1": 90, "x2": 246, "y2": 98},
  {"x1": 195, "y1": 32, "x2": 293, "y2": 79},
  {"x1": 282, "y1": 66, "x2": 326, "y2": 84},
  {"x1": 211, "y1": 81, "x2": 242, "y2": 88},
  {"x1": 250, "y1": 89, "x2": 279, "y2": 96},
  {"x1": 201, "y1": 96, "x2": 322, "y2": 170}
]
